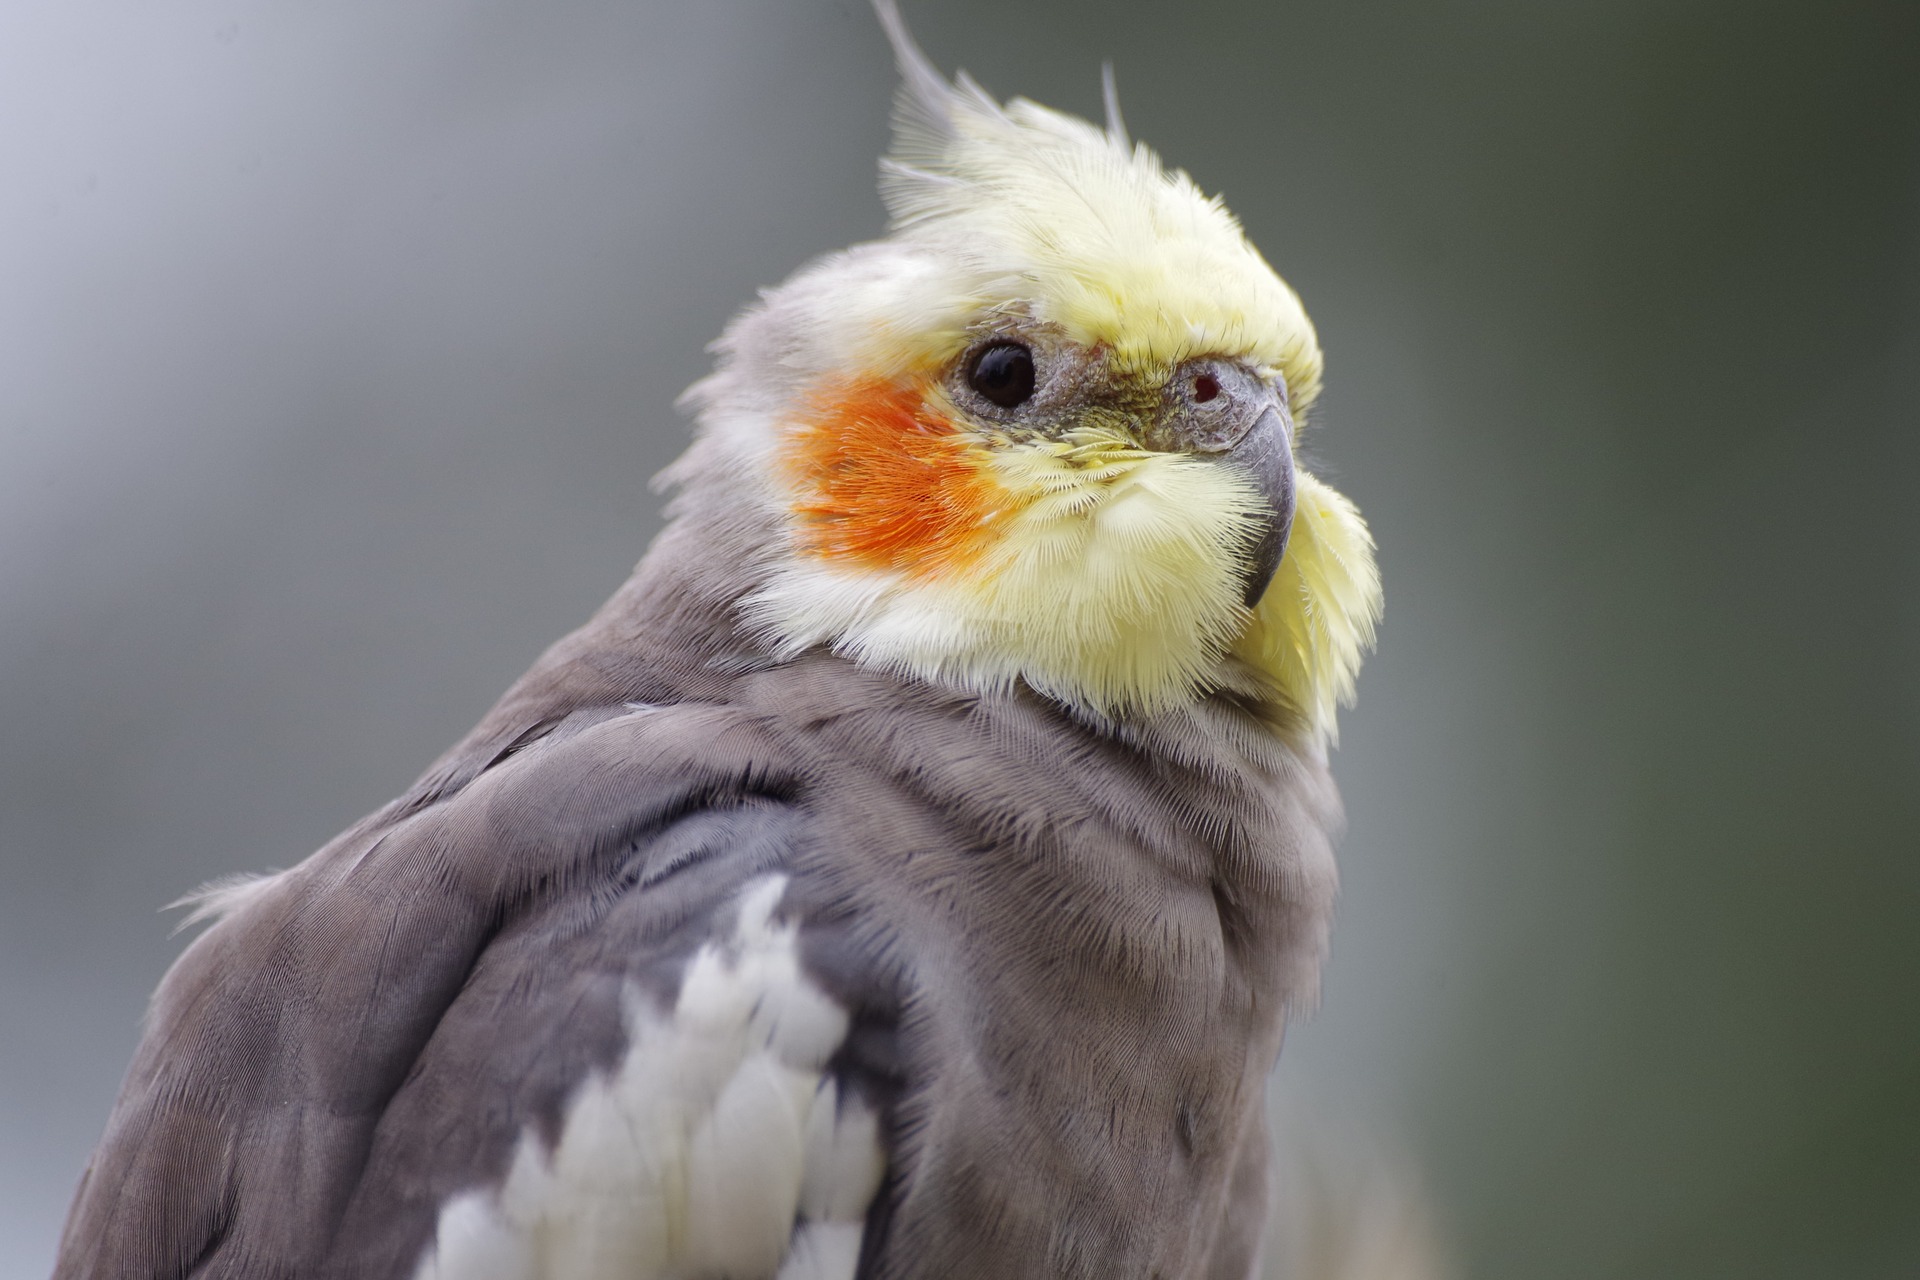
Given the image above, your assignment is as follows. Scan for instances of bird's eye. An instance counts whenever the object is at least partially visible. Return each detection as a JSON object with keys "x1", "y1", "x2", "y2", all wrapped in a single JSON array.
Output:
[
  {"x1": 1192, "y1": 372, "x2": 1221, "y2": 403},
  {"x1": 967, "y1": 341, "x2": 1036, "y2": 409}
]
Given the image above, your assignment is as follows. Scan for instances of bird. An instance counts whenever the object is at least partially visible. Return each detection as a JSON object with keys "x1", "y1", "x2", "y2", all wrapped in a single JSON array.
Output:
[{"x1": 54, "y1": 4, "x2": 1382, "y2": 1277}]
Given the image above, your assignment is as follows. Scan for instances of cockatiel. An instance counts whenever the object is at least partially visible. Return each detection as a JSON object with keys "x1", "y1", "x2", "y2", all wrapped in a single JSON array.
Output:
[{"x1": 55, "y1": 4, "x2": 1381, "y2": 1278}]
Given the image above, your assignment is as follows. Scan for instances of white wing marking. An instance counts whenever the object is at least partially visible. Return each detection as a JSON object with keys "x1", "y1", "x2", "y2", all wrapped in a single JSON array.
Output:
[{"x1": 414, "y1": 874, "x2": 884, "y2": 1280}]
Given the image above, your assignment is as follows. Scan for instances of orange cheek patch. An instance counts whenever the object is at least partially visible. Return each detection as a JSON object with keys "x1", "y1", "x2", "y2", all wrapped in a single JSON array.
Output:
[{"x1": 784, "y1": 377, "x2": 1005, "y2": 578}]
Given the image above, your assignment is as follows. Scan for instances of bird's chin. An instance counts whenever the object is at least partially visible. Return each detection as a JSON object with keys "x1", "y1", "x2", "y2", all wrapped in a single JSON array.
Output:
[{"x1": 747, "y1": 442, "x2": 1281, "y2": 718}]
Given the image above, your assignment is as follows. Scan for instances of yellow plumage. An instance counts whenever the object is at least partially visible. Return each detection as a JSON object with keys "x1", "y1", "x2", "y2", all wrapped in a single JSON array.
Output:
[
  {"x1": 726, "y1": 6, "x2": 1381, "y2": 743},
  {"x1": 881, "y1": 65, "x2": 1324, "y2": 410},
  {"x1": 1237, "y1": 473, "x2": 1383, "y2": 742}
]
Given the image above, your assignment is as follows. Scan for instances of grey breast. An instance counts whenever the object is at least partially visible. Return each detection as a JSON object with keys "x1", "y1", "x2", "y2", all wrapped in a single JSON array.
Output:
[{"x1": 55, "y1": 589, "x2": 1339, "y2": 1280}]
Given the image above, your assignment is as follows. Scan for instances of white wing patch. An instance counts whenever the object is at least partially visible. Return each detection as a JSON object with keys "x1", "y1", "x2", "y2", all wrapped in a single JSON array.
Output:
[
  {"x1": 774, "y1": 1223, "x2": 867, "y2": 1280},
  {"x1": 415, "y1": 875, "x2": 887, "y2": 1280}
]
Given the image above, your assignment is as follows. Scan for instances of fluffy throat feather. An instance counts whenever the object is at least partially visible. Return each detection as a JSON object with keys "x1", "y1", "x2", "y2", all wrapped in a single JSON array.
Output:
[{"x1": 744, "y1": 376, "x2": 1379, "y2": 742}]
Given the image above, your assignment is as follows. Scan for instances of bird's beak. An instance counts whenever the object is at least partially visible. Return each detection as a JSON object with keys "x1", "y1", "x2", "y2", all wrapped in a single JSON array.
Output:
[
  {"x1": 1152, "y1": 370, "x2": 1297, "y2": 607},
  {"x1": 1219, "y1": 403, "x2": 1295, "y2": 606}
]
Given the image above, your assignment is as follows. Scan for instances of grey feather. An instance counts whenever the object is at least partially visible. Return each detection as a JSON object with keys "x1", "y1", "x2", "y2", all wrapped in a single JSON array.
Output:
[
  {"x1": 871, "y1": 0, "x2": 1010, "y2": 223},
  {"x1": 1101, "y1": 63, "x2": 1129, "y2": 149},
  {"x1": 56, "y1": 492, "x2": 1341, "y2": 1277},
  {"x1": 872, "y1": 0, "x2": 957, "y2": 156}
]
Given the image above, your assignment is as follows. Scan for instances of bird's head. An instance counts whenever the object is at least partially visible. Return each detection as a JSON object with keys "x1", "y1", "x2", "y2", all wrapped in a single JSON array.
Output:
[{"x1": 674, "y1": 3, "x2": 1380, "y2": 745}]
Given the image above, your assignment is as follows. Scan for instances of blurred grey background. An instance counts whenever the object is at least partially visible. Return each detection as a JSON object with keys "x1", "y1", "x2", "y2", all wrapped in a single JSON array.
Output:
[{"x1": 4, "y1": 0, "x2": 1917, "y2": 1275}]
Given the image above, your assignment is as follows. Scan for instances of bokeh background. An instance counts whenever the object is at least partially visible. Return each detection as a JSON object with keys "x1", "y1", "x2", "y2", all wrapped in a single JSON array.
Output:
[{"x1": 5, "y1": 0, "x2": 1917, "y2": 1275}]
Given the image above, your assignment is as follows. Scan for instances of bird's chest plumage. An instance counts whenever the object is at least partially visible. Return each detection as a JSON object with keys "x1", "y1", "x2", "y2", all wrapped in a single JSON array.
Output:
[
  {"x1": 57, "y1": 645, "x2": 1335, "y2": 1280},
  {"x1": 749, "y1": 665, "x2": 1335, "y2": 1278},
  {"x1": 406, "y1": 695, "x2": 1314, "y2": 1280}
]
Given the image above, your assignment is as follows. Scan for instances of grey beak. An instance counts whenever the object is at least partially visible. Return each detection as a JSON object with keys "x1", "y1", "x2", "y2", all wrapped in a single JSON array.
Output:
[
  {"x1": 1150, "y1": 363, "x2": 1298, "y2": 608},
  {"x1": 1221, "y1": 406, "x2": 1295, "y2": 607}
]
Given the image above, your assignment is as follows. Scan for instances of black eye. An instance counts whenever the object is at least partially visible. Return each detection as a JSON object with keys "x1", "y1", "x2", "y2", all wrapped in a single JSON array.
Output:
[{"x1": 967, "y1": 341, "x2": 1036, "y2": 409}]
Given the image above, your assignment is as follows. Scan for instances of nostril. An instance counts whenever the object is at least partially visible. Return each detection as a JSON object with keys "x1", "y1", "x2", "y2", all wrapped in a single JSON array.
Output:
[{"x1": 1192, "y1": 373, "x2": 1220, "y2": 403}]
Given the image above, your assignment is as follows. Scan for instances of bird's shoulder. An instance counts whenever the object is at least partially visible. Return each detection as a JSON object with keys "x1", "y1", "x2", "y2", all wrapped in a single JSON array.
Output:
[{"x1": 58, "y1": 698, "x2": 898, "y2": 1280}]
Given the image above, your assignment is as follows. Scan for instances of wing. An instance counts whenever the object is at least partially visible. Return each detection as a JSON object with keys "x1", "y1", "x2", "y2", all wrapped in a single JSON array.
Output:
[{"x1": 54, "y1": 702, "x2": 898, "y2": 1280}]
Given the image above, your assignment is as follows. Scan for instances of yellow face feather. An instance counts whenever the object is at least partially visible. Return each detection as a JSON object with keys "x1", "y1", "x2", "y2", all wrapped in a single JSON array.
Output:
[
  {"x1": 712, "y1": 13, "x2": 1381, "y2": 744},
  {"x1": 1235, "y1": 473, "x2": 1382, "y2": 742}
]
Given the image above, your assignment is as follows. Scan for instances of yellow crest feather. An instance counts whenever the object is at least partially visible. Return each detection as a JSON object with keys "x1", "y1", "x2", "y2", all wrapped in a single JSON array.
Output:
[{"x1": 875, "y1": 2, "x2": 1323, "y2": 409}]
